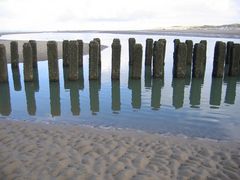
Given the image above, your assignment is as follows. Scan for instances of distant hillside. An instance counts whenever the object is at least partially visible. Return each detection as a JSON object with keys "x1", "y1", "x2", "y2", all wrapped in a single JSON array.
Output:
[{"x1": 188, "y1": 23, "x2": 240, "y2": 30}]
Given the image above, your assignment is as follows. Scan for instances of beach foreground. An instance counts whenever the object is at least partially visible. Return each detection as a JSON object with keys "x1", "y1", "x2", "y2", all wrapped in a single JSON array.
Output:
[{"x1": 0, "y1": 120, "x2": 239, "y2": 180}]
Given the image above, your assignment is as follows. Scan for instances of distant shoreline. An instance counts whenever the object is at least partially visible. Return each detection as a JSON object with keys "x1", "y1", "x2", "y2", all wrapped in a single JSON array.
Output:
[{"x1": 1, "y1": 29, "x2": 240, "y2": 39}]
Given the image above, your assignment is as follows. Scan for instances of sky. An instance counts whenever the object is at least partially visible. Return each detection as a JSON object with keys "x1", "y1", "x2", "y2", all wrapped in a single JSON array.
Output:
[{"x1": 0, "y1": 0, "x2": 239, "y2": 31}]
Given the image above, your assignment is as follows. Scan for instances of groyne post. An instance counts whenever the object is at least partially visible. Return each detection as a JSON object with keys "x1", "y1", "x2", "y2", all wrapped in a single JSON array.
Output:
[
  {"x1": 185, "y1": 40, "x2": 193, "y2": 66},
  {"x1": 47, "y1": 41, "x2": 59, "y2": 81},
  {"x1": 132, "y1": 44, "x2": 143, "y2": 79},
  {"x1": 145, "y1": 38, "x2": 153, "y2": 66},
  {"x1": 228, "y1": 43, "x2": 240, "y2": 76},
  {"x1": 128, "y1": 38, "x2": 136, "y2": 65},
  {"x1": 77, "y1": 39, "x2": 83, "y2": 67},
  {"x1": 63, "y1": 40, "x2": 69, "y2": 67},
  {"x1": 89, "y1": 40, "x2": 99, "y2": 80},
  {"x1": 69, "y1": 40, "x2": 79, "y2": 80},
  {"x1": 29, "y1": 40, "x2": 38, "y2": 68},
  {"x1": 153, "y1": 41, "x2": 164, "y2": 78},
  {"x1": 10, "y1": 41, "x2": 19, "y2": 68},
  {"x1": 212, "y1": 41, "x2": 226, "y2": 78},
  {"x1": 0, "y1": 44, "x2": 8, "y2": 82},
  {"x1": 93, "y1": 38, "x2": 101, "y2": 66},
  {"x1": 111, "y1": 39, "x2": 121, "y2": 80},
  {"x1": 192, "y1": 43, "x2": 205, "y2": 78},
  {"x1": 23, "y1": 43, "x2": 34, "y2": 81},
  {"x1": 173, "y1": 42, "x2": 187, "y2": 78},
  {"x1": 225, "y1": 41, "x2": 234, "y2": 65}
]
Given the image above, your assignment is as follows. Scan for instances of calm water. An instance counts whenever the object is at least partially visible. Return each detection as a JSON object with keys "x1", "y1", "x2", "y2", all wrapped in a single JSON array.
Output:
[{"x1": 0, "y1": 32, "x2": 240, "y2": 140}]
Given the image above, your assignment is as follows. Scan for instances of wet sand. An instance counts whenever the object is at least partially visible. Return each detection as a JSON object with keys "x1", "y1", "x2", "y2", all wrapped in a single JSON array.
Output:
[{"x1": 0, "y1": 120, "x2": 239, "y2": 179}]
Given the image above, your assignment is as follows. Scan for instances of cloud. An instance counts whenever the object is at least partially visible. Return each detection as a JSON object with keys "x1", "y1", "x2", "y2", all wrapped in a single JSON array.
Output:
[{"x1": 0, "y1": 0, "x2": 239, "y2": 31}]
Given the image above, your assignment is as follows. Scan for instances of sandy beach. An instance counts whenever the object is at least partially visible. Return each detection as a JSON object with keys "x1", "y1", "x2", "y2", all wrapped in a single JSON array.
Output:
[{"x1": 0, "y1": 120, "x2": 239, "y2": 180}]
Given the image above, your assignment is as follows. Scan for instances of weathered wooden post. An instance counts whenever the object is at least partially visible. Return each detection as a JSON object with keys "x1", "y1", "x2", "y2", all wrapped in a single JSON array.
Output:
[
  {"x1": 29, "y1": 40, "x2": 37, "y2": 68},
  {"x1": 111, "y1": 39, "x2": 121, "y2": 80},
  {"x1": 173, "y1": 42, "x2": 187, "y2": 78},
  {"x1": 47, "y1": 41, "x2": 59, "y2": 81},
  {"x1": 153, "y1": 41, "x2": 164, "y2": 78},
  {"x1": 89, "y1": 40, "x2": 99, "y2": 80},
  {"x1": 93, "y1": 38, "x2": 101, "y2": 66},
  {"x1": 225, "y1": 41, "x2": 234, "y2": 65},
  {"x1": 212, "y1": 41, "x2": 226, "y2": 78},
  {"x1": 132, "y1": 44, "x2": 143, "y2": 79},
  {"x1": 228, "y1": 43, "x2": 240, "y2": 76},
  {"x1": 77, "y1": 39, "x2": 83, "y2": 67},
  {"x1": 12, "y1": 67, "x2": 21, "y2": 91},
  {"x1": 63, "y1": 40, "x2": 69, "y2": 67},
  {"x1": 173, "y1": 39, "x2": 180, "y2": 60},
  {"x1": 145, "y1": 38, "x2": 153, "y2": 66},
  {"x1": 128, "y1": 38, "x2": 136, "y2": 65},
  {"x1": 192, "y1": 43, "x2": 205, "y2": 78},
  {"x1": 10, "y1": 41, "x2": 19, "y2": 68},
  {"x1": 0, "y1": 44, "x2": 8, "y2": 82},
  {"x1": 68, "y1": 40, "x2": 79, "y2": 80},
  {"x1": 23, "y1": 43, "x2": 34, "y2": 81},
  {"x1": 185, "y1": 40, "x2": 193, "y2": 65},
  {"x1": 200, "y1": 40, "x2": 207, "y2": 66}
]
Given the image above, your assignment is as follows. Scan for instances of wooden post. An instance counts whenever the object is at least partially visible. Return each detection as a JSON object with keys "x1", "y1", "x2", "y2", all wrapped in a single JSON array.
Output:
[
  {"x1": 77, "y1": 39, "x2": 83, "y2": 67},
  {"x1": 29, "y1": 40, "x2": 38, "y2": 68},
  {"x1": 89, "y1": 40, "x2": 99, "y2": 80},
  {"x1": 23, "y1": 43, "x2": 33, "y2": 81},
  {"x1": 173, "y1": 42, "x2": 187, "y2": 78},
  {"x1": 192, "y1": 43, "x2": 205, "y2": 78},
  {"x1": 212, "y1": 41, "x2": 226, "y2": 78},
  {"x1": 111, "y1": 39, "x2": 121, "y2": 80},
  {"x1": 69, "y1": 40, "x2": 79, "y2": 81},
  {"x1": 132, "y1": 44, "x2": 143, "y2": 79},
  {"x1": 47, "y1": 41, "x2": 59, "y2": 81},
  {"x1": 128, "y1": 38, "x2": 136, "y2": 65},
  {"x1": 63, "y1": 40, "x2": 69, "y2": 67},
  {"x1": 145, "y1": 38, "x2": 153, "y2": 66},
  {"x1": 10, "y1": 41, "x2": 19, "y2": 68},
  {"x1": 0, "y1": 44, "x2": 8, "y2": 82},
  {"x1": 228, "y1": 43, "x2": 240, "y2": 76},
  {"x1": 153, "y1": 41, "x2": 164, "y2": 78}
]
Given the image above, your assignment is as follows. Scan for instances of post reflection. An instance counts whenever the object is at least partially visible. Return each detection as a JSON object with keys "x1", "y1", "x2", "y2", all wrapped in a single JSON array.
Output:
[
  {"x1": 49, "y1": 82, "x2": 61, "y2": 116},
  {"x1": 190, "y1": 78, "x2": 203, "y2": 107},
  {"x1": 0, "y1": 82, "x2": 11, "y2": 116},
  {"x1": 151, "y1": 79, "x2": 164, "y2": 110},
  {"x1": 172, "y1": 78, "x2": 185, "y2": 109},
  {"x1": 12, "y1": 67, "x2": 21, "y2": 91},
  {"x1": 130, "y1": 79, "x2": 141, "y2": 109},
  {"x1": 111, "y1": 80, "x2": 121, "y2": 112},
  {"x1": 33, "y1": 68, "x2": 40, "y2": 92},
  {"x1": 24, "y1": 82, "x2": 36, "y2": 115},
  {"x1": 128, "y1": 66, "x2": 133, "y2": 89},
  {"x1": 89, "y1": 80, "x2": 100, "y2": 114},
  {"x1": 210, "y1": 78, "x2": 222, "y2": 107},
  {"x1": 63, "y1": 67, "x2": 84, "y2": 115},
  {"x1": 224, "y1": 77, "x2": 237, "y2": 104},
  {"x1": 144, "y1": 66, "x2": 152, "y2": 88}
]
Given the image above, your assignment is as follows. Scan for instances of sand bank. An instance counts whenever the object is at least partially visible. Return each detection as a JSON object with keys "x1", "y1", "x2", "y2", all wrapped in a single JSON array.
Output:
[
  {"x1": 0, "y1": 120, "x2": 239, "y2": 180},
  {"x1": 0, "y1": 40, "x2": 90, "y2": 64}
]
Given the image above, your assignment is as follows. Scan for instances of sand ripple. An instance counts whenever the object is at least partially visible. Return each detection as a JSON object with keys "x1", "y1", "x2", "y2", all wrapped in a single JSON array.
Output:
[{"x1": 0, "y1": 120, "x2": 240, "y2": 180}]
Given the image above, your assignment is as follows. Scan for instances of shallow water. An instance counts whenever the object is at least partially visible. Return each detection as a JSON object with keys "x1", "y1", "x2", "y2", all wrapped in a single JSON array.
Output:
[{"x1": 0, "y1": 32, "x2": 240, "y2": 140}]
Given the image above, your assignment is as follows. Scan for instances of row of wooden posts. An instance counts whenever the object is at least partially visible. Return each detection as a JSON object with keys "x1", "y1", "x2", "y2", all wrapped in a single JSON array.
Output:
[{"x1": 0, "y1": 38, "x2": 239, "y2": 83}]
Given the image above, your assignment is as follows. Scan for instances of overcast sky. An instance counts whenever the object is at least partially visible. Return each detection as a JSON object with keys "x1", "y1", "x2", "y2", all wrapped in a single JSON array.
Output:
[{"x1": 0, "y1": 0, "x2": 239, "y2": 31}]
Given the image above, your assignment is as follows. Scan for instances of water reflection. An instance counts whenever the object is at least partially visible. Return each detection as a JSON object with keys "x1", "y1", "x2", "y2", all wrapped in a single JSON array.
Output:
[
  {"x1": 49, "y1": 82, "x2": 61, "y2": 116},
  {"x1": 151, "y1": 79, "x2": 164, "y2": 110},
  {"x1": 12, "y1": 67, "x2": 21, "y2": 91},
  {"x1": 69, "y1": 81, "x2": 80, "y2": 115},
  {"x1": 89, "y1": 80, "x2": 100, "y2": 114},
  {"x1": 224, "y1": 77, "x2": 237, "y2": 104},
  {"x1": 210, "y1": 78, "x2": 222, "y2": 107},
  {"x1": 190, "y1": 78, "x2": 203, "y2": 107},
  {"x1": 0, "y1": 83, "x2": 11, "y2": 115},
  {"x1": 144, "y1": 66, "x2": 152, "y2": 88},
  {"x1": 111, "y1": 80, "x2": 120, "y2": 112},
  {"x1": 130, "y1": 79, "x2": 141, "y2": 109},
  {"x1": 24, "y1": 82, "x2": 36, "y2": 115},
  {"x1": 172, "y1": 78, "x2": 185, "y2": 109},
  {"x1": 33, "y1": 68, "x2": 40, "y2": 92}
]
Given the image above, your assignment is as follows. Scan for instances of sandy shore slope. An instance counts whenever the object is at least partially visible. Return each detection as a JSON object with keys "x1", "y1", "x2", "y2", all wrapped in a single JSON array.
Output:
[
  {"x1": 0, "y1": 40, "x2": 90, "y2": 64},
  {"x1": 0, "y1": 120, "x2": 239, "y2": 180}
]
